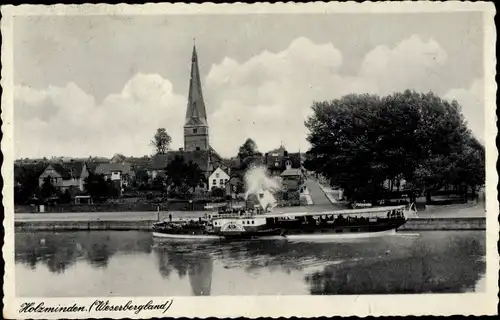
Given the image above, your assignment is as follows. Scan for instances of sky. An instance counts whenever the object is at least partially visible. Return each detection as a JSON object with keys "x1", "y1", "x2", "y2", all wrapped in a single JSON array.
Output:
[{"x1": 13, "y1": 12, "x2": 485, "y2": 159}]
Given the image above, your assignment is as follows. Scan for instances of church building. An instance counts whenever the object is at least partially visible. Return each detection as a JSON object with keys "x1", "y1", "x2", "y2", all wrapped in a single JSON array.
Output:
[{"x1": 148, "y1": 43, "x2": 226, "y2": 187}]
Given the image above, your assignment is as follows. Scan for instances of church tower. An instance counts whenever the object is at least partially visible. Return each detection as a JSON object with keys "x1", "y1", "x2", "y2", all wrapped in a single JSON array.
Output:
[{"x1": 184, "y1": 43, "x2": 209, "y2": 151}]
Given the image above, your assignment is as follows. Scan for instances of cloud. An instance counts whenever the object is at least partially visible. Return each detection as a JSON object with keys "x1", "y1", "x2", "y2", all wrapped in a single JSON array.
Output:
[
  {"x1": 359, "y1": 35, "x2": 448, "y2": 95},
  {"x1": 14, "y1": 35, "x2": 482, "y2": 159},
  {"x1": 14, "y1": 74, "x2": 186, "y2": 158},
  {"x1": 205, "y1": 35, "x2": 454, "y2": 156},
  {"x1": 444, "y1": 79, "x2": 485, "y2": 143}
]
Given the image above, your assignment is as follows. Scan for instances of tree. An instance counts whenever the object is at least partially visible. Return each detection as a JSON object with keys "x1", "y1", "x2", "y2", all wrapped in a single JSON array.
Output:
[
  {"x1": 164, "y1": 155, "x2": 204, "y2": 198},
  {"x1": 106, "y1": 180, "x2": 121, "y2": 198},
  {"x1": 238, "y1": 138, "x2": 261, "y2": 160},
  {"x1": 133, "y1": 167, "x2": 150, "y2": 188},
  {"x1": 151, "y1": 175, "x2": 166, "y2": 191},
  {"x1": 184, "y1": 160, "x2": 204, "y2": 193},
  {"x1": 211, "y1": 187, "x2": 225, "y2": 198},
  {"x1": 40, "y1": 176, "x2": 57, "y2": 200},
  {"x1": 84, "y1": 173, "x2": 109, "y2": 200},
  {"x1": 150, "y1": 128, "x2": 172, "y2": 155},
  {"x1": 305, "y1": 90, "x2": 483, "y2": 203},
  {"x1": 14, "y1": 163, "x2": 47, "y2": 204},
  {"x1": 165, "y1": 155, "x2": 187, "y2": 193},
  {"x1": 59, "y1": 189, "x2": 72, "y2": 204}
]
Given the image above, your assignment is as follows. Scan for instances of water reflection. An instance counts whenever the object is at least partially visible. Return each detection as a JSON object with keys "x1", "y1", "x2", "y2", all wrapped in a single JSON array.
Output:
[
  {"x1": 154, "y1": 245, "x2": 213, "y2": 295},
  {"x1": 305, "y1": 233, "x2": 485, "y2": 294},
  {"x1": 15, "y1": 231, "x2": 153, "y2": 273},
  {"x1": 15, "y1": 231, "x2": 485, "y2": 296}
]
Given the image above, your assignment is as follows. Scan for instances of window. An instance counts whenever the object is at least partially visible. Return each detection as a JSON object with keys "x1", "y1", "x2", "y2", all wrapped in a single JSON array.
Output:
[
  {"x1": 212, "y1": 179, "x2": 216, "y2": 185},
  {"x1": 220, "y1": 179, "x2": 224, "y2": 185},
  {"x1": 193, "y1": 128, "x2": 198, "y2": 133},
  {"x1": 225, "y1": 179, "x2": 228, "y2": 183},
  {"x1": 215, "y1": 173, "x2": 219, "y2": 178},
  {"x1": 251, "y1": 221, "x2": 255, "y2": 224}
]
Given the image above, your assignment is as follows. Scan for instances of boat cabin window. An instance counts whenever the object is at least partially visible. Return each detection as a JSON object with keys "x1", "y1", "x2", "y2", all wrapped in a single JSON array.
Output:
[{"x1": 252, "y1": 220, "x2": 255, "y2": 224}]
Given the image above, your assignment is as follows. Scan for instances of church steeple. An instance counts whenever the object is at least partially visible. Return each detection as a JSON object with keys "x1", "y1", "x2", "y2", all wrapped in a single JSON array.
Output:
[
  {"x1": 184, "y1": 42, "x2": 209, "y2": 151},
  {"x1": 185, "y1": 42, "x2": 208, "y2": 126}
]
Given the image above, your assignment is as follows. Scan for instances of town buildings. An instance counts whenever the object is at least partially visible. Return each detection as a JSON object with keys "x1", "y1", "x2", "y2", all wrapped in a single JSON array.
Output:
[
  {"x1": 93, "y1": 162, "x2": 134, "y2": 192},
  {"x1": 37, "y1": 161, "x2": 89, "y2": 192}
]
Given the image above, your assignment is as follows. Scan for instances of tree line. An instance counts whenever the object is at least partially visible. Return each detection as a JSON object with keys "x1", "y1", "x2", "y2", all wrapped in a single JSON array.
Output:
[{"x1": 304, "y1": 90, "x2": 484, "y2": 203}]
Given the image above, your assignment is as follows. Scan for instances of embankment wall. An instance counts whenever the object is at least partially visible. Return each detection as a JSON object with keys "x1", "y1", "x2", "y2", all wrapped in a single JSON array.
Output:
[
  {"x1": 15, "y1": 217, "x2": 486, "y2": 232},
  {"x1": 399, "y1": 217, "x2": 485, "y2": 231}
]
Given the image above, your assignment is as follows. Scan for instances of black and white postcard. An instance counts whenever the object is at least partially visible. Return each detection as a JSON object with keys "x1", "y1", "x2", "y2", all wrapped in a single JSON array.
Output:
[{"x1": 1, "y1": 2, "x2": 498, "y2": 318}]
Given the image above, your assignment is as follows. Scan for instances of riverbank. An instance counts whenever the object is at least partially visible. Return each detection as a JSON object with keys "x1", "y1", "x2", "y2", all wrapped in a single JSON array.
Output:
[{"x1": 15, "y1": 216, "x2": 486, "y2": 232}]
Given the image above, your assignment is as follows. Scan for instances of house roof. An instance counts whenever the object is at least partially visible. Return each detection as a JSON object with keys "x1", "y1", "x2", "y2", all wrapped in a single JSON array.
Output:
[
  {"x1": 125, "y1": 157, "x2": 151, "y2": 168},
  {"x1": 110, "y1": 153, "x2": 126, "y2": 163},
  {"x1": 86, "y1": 159, "x2": 110, "y2": 173},
  {"x1": 281, "y1": 168, "x2": 302, "y2": 176},
  {"x1": 265, "y1": 152, "x2": 301, "y2": 170},
  {"x1": 210, "y1": 167, "x2": 229, "y2": 177},
  {"x1": 62, "y1": 161, "x2": 86, "y2": 178},
  {"x1": 228, "y1": 176, "x2": 242, "y2": 184},
  {"x1": 267, "y1": 145, "x2": 287, "y2": 156},
  {"x1": 148, "y1": 150, "x2": 211, "y2": 171},
  {"x1": 94, "y1": 163, "x2": 132, "y2": 175},
  {"x1": 46, "y1": 162, "x2": 86, "y2": 179}
]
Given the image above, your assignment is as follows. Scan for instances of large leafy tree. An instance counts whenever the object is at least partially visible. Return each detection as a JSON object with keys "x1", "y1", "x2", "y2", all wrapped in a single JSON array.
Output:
[
  {"x1": 238, "y1": 138, "x2": 262, "y2": 160},
  {"x1": 165, "y1": 155, "x2": 204, "y2": 197},
  {"x1": 84, "y1": 173, "x2": 109, "y2": 199},
  {"x1": 150, "y1": 128, "x2": 172, "y2": 155},
  {"x1": 14, "y1": 163, "x2": 46, "y2": 204},
  {"x1": 134, "y1": 167, "x2": 150, "y2": 187},
  {"x1": 84, "y1": 173, "x2": 121, "y2": 199},
  {"x1": 40, "y1": 176, "x2": 57, "y2": 200},
  {"x1": 305, "y1": 90, "x2": 484, "y2": 203},
  {"x1": 185, "y1": 160, "x2": 204, "y2": 193}
]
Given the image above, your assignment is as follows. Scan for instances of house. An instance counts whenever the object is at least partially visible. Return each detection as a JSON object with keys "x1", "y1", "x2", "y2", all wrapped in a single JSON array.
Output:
[
  {"x1": 225, "y1": 176, "x2": 244, "y2": 197},
  {"x1": 264, "y1": 146, "x2": 302, "y2": 176},
  {"x1": 208, "y1": 167, "x2": 230, "y2": 191},
  {"x1": 38, "y1": 161, "x2": 89, "y2": 192},
  {"x1": 94, "y1": 163, "x2": 133, "y2": 189},
  {"x1": 281, "y1": 168, "x2": 304, "y2": 191}
]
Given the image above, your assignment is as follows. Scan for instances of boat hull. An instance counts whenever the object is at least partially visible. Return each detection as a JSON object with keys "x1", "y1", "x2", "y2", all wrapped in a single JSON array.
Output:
[
  {"x1": 283, "y1": 228, "x2": 396, "y2": 241},
  {"x1": 152, "y1": 232, "x2": 220, "y2": 240},
  {"x1": 152, "y1": 222, "x2": 403, "y2": 241}
]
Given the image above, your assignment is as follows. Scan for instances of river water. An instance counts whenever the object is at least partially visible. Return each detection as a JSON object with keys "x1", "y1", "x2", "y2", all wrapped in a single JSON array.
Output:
[{"x1": 15, "y1": 230, "x2": 485, "y2": 296}]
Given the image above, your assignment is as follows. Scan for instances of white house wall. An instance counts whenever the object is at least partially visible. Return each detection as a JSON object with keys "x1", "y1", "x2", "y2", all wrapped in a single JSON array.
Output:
[{"x1": 208, "y1": 168, "x2": 230, "y2": 190}]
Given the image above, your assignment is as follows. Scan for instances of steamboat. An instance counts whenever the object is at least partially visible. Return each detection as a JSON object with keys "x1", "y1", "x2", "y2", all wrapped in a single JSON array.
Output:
[{"x1": 152, "y1": 203, "x2": 418, "y2": 241}]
